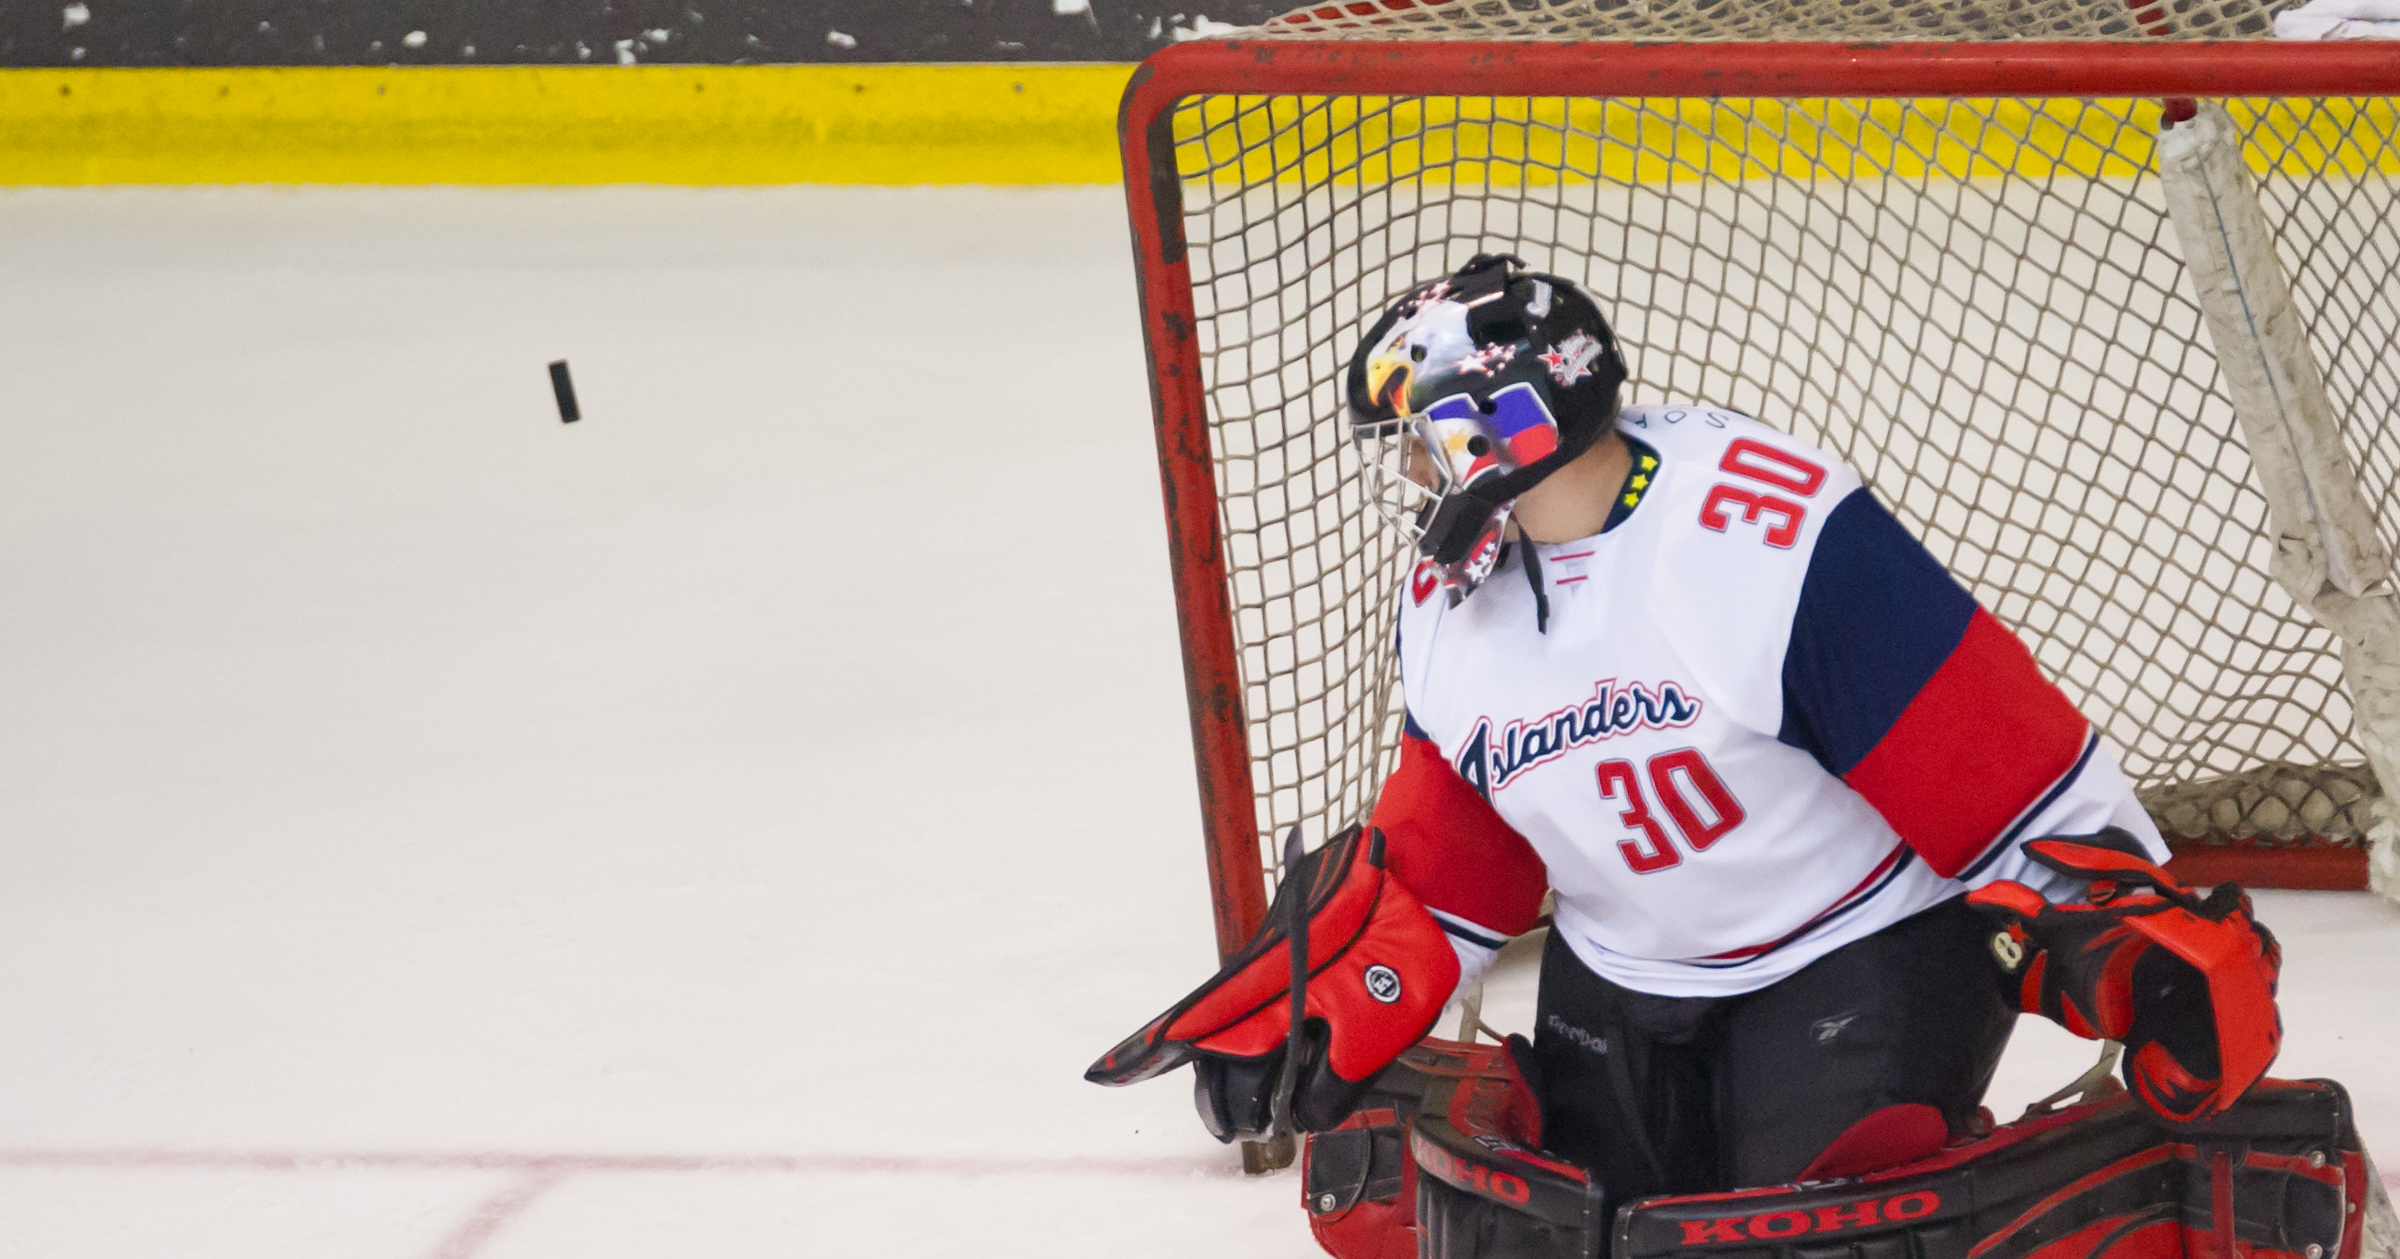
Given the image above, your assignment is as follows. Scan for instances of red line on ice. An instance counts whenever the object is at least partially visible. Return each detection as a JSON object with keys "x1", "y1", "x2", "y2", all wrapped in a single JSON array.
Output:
[
  {"x1": 0, "y1": 1146, "x2": 1230, "y2": 1178},
  {"x1": 2, "y1": 1145, "x2": 2381, "y2": 1190},
  {"x1": 426, "y1": 1169, "x2": 565, "y2": 1259},
  {"x1": 0, "y1": 1146, "x2": 1237, "y2": 1259},
  {"x1": 0, "y1": 1145, "x2": 1242, "y2": 1259}
]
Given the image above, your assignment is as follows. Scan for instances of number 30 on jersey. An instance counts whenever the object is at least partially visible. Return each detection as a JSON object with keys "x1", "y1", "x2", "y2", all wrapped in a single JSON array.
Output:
[
  {"x1": 1597, "y1": 748, "x2": 1746, "y2": 874},
  {"x1": 1699, "y1": 438, "x2": 1828, "y2": 548}
]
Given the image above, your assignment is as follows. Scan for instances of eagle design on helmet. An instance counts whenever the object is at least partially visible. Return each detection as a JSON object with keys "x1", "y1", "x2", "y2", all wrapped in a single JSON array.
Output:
[{"x1": 1346, "y1": 254, "x2": 1629, "y2": 599}]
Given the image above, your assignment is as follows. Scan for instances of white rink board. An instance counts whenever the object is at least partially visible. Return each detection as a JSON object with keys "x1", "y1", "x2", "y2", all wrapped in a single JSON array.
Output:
[{"x1": 0, "y1": 186, "x2": 2392, "y2": 1258}]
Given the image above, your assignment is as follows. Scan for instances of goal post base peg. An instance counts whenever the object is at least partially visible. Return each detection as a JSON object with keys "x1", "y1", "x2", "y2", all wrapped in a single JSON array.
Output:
[{"x1": 1242, "y1": 1133, "x2": 1297, "y2": 1175}]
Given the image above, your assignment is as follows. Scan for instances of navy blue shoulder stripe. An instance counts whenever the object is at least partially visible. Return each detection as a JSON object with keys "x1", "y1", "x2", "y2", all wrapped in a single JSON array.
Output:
[
  {"x1": 1779, "y1": 488, "x2": 1979, "y2": 776},
  {"x1": 1404, "y1": 707, "x2": 1433, "y2": 742}
]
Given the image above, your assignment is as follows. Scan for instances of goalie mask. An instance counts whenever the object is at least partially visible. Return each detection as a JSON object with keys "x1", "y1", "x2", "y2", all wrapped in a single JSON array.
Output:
[{"x1": 1347, "y1": 254, "x2": 1627, "y2": 599}]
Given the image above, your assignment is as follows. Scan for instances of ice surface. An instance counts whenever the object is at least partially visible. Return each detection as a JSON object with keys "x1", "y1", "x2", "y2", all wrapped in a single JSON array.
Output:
[{"x1": 0, "y1": 186, "x2": 2392, "y2": 1258}]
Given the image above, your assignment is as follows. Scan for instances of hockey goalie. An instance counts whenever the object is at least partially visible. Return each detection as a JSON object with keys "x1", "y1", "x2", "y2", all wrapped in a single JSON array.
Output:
[{"x1": 1089, "y1": 255, "x2": 2392, "y2": 1259}]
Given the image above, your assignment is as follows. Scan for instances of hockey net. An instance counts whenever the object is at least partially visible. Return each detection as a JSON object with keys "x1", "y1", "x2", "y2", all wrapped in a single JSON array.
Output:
[{"x1": 1121, "y1": 6, "x2": 2400, "y2": 946}]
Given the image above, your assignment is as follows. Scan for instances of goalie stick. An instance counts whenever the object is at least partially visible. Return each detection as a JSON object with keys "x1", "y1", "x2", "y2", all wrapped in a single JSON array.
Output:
[
  {"x1": 1088, "y1": 823, "x2": 1461, "y2": 1174},
  {"x1": 1271, "y1": 824, "x2": 1308, "y2": 1140}
]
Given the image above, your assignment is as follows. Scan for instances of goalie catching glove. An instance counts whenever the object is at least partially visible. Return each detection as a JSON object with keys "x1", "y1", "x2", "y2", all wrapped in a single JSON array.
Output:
[
  {"x1": 1967, "y1": 828, "x2": 2281, "y2": 1123},
  {"x1": 1085, "y1": 825, "x2": 1460, "y2": 1140}
]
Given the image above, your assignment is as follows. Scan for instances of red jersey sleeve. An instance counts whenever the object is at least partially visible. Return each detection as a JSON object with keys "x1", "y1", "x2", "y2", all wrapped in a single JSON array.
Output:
[
  {"x1": 1368, "y1": 729, "x2": 1549, "y2": 940},
  {"x1": 1780, "y1": 490, "x2": 2091, "y2": 879}
]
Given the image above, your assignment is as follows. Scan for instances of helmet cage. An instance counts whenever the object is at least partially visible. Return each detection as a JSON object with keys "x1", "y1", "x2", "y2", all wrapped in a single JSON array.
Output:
[{"x1": 1355, "y1": 382, "x2": 1568, "y2": 597}]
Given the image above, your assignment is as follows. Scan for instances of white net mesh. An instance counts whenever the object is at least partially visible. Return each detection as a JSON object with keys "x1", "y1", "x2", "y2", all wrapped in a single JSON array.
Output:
[
  {"x1": 1170, "y1": 90, "x2": 2400, "y2": 894},
  {"x1": 1252, "y1": 0, "x2": 2282, "y2": 42}
]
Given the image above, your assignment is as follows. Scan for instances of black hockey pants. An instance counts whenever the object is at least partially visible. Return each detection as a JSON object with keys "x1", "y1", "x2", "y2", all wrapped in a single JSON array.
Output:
[{"x1": 1529, "y1": 895, "x2": 2016, "y2": 1196}]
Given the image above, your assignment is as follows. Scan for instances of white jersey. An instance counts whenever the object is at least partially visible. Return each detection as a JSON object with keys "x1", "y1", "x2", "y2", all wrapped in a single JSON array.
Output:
[{"x1": 1374, "y1": 405, "x2": 2163, "y2": 998}]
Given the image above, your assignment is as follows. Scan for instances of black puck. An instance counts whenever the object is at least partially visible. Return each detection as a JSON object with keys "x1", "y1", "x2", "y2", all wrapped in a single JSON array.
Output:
[{"x1": 549, "y1": 359, "x2": 581, "y2": 423}]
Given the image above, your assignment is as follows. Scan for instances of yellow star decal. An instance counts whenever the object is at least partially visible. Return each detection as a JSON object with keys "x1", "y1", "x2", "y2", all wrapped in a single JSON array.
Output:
[
  {"x1": 1623, "y1": 492, "x2": 1640, "y2": 506},
  {"x1": 1640, "y1": 455, "x2": 1658, "y2": 470},
  {"x1": 1630, "y1": 474, "x2": 1649, "y2": 490}
]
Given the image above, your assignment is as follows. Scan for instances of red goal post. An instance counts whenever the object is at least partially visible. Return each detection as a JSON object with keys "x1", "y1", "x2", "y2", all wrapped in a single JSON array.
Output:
[{"x1": 1120, "y1": 35, "x2": 2400, "y2": 960}]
